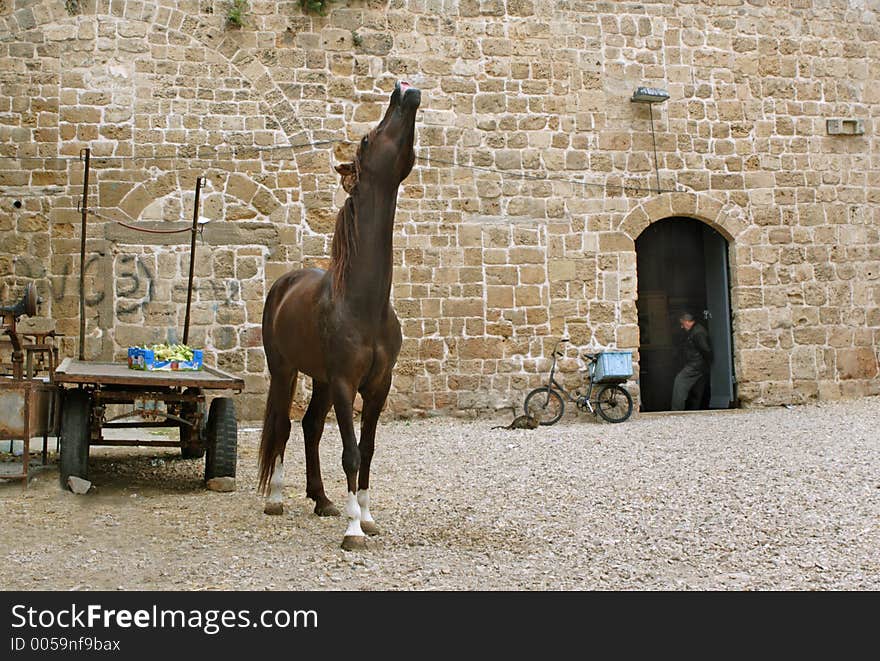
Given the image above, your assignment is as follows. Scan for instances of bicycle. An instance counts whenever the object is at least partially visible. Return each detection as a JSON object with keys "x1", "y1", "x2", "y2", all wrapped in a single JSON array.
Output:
[{"x1": 523, "y1": 338, "x2": 634, "y2": 425}]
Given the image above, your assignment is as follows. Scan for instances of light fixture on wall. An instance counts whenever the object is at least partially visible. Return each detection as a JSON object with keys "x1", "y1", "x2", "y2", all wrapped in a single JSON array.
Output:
[
  {"x1": 631, "y1": 87, "x2": 669, "y2": 104},
  {"x1": 631, "y1": 86, "x2": 669, "y2": 194}
]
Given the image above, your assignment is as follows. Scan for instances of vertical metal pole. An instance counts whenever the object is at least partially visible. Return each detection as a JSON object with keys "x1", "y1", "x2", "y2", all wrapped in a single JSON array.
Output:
[
  {"x1": 22, "y1": 384, "x2": 30, "y2": 490},
  {"x1": 648, "y1": 104, "x2": 661, "y2": 195},
  {"x1": 182, "y1": 176, "x2": 204, "y2": 346},
  {"x1": 78, "y1": 148, "x2": 90, "y2": 360}
]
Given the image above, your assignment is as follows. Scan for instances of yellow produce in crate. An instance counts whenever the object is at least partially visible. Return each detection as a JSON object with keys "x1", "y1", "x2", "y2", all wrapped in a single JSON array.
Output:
[{"x1": 127, "y1": 343, "x2": 203, "y2": 371}]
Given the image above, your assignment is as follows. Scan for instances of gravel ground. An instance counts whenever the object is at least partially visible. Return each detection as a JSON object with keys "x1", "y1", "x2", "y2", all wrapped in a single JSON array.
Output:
[{"x1": 1, "y1": 396, "x2": 878, "y2": 591}]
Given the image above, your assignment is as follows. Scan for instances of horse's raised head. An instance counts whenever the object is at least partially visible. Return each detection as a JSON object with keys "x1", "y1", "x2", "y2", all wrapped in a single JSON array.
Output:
[{"x1": 356, "y1": 81, "x2": 421, "y2": 187}]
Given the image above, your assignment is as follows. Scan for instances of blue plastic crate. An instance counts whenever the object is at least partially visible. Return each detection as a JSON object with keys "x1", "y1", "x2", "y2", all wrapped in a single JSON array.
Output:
[
  {"x1": 593, "y1": 351, "x2": 633, "y2": 383},
  {"x1": 127, "y1": 347, "x2": 203, "y2": 371}
]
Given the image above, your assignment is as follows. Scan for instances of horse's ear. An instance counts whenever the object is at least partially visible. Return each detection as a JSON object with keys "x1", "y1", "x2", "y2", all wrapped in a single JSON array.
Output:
[
  {"x1": 335, "y1": 162, "x2": 355, "y2": 177},
  {"x1": 335, "y1": 162, "x2": 357, "y2": 192}
]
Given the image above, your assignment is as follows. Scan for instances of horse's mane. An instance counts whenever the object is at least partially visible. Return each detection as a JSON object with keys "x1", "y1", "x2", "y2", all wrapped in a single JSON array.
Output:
[
  {"x1": 329, "y1": 137, "x2": 367, "y2": 297},
  {"x1": 330, "y1": 197, "x2": 358, "y2": 297}
]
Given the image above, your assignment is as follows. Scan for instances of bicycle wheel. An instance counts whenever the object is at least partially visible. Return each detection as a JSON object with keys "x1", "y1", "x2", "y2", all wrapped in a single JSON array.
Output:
[
  {"x1": 523, "y1": 387, "x2": 565, "y2": 426},
  {"x1": 595, "y1": 384, "x2": 633, "y2": 423}
]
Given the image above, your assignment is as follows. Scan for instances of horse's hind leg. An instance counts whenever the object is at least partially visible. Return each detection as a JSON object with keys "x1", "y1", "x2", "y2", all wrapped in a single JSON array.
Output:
[
  {"x1": 262, "y1": 369, "x2": 296, "y2": 515},
  {"x1": 302, "y1": 380, "x2": 339, "y2": 517}
]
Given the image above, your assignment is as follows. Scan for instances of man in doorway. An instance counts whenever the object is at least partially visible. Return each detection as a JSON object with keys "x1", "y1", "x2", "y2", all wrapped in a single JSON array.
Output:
[{"x1": 671, "y1": 312, "x2": 712, "y2": 411}]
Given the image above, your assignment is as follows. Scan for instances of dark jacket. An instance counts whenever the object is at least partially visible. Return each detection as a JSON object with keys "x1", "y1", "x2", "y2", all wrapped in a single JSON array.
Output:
[{"x1": 682, "y1": 322, "x2": 712, "y2": 372}]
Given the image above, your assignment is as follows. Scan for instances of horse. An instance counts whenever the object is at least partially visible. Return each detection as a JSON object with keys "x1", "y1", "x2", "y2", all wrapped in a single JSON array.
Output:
[{"x1": 258, "y1": 81, "x2": 421, "y2": 550}]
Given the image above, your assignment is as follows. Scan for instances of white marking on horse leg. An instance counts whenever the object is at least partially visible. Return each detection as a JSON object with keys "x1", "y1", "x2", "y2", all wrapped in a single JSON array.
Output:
[
  {"x1": 264, "y1": 456, "x2": 284, "y2": 514},
  {"x1": 344, "y1": 491, "x2": 364, "y2": 537},
  {"x1": 357, "y1": 489, "x2": 375, "y2": 525},
  {"x1": 357, "y1": 488, "x2": 379, "y2": 535}
]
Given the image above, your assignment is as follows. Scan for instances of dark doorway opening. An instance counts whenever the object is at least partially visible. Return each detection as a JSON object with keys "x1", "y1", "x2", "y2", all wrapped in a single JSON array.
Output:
[{"x1": 635, "y1": 217, "x2": 735, "y2": 412}]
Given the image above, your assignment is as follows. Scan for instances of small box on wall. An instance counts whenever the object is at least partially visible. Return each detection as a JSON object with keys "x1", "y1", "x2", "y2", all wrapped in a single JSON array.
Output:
[{"x1": 826, "y1": 118, "x2": 865, "y2": 135}]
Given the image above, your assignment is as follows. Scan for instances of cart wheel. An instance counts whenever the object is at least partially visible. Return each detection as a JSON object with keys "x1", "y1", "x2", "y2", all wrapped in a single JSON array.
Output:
[
  {"x1": 179, "y1": 388, "x2": 205, "y2": 459},
  {"x1": 596, "y1": 384, "x2": 634, "y2": 423},
  {"x1": 205, "y1": 397, "x2": 237, "y2": 481},
  {"x1": 524, "y1": 387, "x2": 565, "y2": 426},
  {"x1": 59, "y1": 389, "x2": 91, "y2": 489}
]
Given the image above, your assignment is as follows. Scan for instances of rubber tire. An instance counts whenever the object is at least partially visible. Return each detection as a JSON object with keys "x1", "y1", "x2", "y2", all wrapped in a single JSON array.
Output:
[
  {"x1": 179, "y1": 388, "x2": 205, "y2": 459},
  {"x1": 59, "y1": 389, "x2": 91, "y2": 489},
  {"x1": 596, "y1": 384, "x2": 634, "y2": 423},
  {"x1": 204, "y1": 397, "x2": 237, "y2": 480},
  {"x1": 523, "y1": 387, "x2": 565, "y2": 426}
]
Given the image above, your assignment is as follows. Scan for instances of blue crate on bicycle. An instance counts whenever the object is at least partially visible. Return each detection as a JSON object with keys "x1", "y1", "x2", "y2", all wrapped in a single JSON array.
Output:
[{"x1": 594, "y1": 351, "x2": 633, "y2": 383}]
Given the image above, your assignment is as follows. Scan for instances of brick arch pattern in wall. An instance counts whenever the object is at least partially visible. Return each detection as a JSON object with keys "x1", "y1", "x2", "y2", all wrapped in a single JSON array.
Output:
[
  {"x1": 619, "y1": 192, "x2": 748, "y2": 247},
  {"x1": 0, "y1": 0, "x2": 304, "y2": 144},
  {"x1": 98, "y1": 169, "x2": 288, "y2": 391},
  {"x1": 0, "y1": 1, "x2": 317, "y2": 414},
  {"x1": 0, "y1": 0, "x2": 385, "y2": 419}
]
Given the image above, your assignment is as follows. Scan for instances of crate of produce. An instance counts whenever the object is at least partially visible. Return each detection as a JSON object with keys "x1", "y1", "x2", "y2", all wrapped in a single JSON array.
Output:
[
  {"x1": 128, "y1": 344, "x2": 203, "y2": 371},
  {"x1": 593, "y1": 351, "x2": 633, "y2": 383}
]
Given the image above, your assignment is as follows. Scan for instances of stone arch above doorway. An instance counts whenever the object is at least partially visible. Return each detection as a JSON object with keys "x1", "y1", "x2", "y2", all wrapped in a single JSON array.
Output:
[{"x1": 619, "y1": 192, "x2": 748, "y2": 245}]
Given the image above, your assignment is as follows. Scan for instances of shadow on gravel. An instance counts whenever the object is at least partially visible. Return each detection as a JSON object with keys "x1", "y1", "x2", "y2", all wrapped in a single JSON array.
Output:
[
  {"x1": 85, "y1": 451, "x2": 207, "y2": 495},
  {"x1": 0, "y1": 451, "x2": 214, "y2": 497}
]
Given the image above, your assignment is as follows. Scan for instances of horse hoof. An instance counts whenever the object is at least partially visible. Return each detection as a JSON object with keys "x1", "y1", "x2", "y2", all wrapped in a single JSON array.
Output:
[
  {"x1": 341, "y1": 535, "x2": 367, "y2": 551},
  {"x1": 314, "y1": 501, "x2": 340, "y2": 517},
  {"x1": 263, "y1": 502, "x2": 283, "y2": 516},
  {"x1": 361, "y1": 520, "x2": 380, "y2": 536}
]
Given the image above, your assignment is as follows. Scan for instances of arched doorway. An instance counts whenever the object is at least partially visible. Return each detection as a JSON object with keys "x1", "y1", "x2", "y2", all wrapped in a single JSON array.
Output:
[{"x1": 635, "y1": 217, "x2": 735, "y2": 412}]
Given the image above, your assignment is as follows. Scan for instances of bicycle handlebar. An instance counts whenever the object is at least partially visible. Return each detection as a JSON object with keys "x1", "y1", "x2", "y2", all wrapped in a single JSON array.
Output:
[{"x1": 553, "y1": 339, "x2": 600, "y2": 363}]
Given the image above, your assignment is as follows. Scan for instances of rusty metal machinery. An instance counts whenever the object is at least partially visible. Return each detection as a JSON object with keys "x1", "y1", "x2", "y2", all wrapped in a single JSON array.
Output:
[
  {"x1": 1, "y1": 282, "x2": 37, "y2": 380},
  {"x1": 0, "y1": 282, "x2": 61, "y2": 488}
]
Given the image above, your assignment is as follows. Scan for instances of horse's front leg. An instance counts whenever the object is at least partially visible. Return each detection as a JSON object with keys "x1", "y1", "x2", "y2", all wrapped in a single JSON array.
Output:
[
  {"x1": 331, "y1": 379, "x2": 366, "y2": 551},
  {"x1": 356, "y1": 378, "x2": 392, "y2": 536}
]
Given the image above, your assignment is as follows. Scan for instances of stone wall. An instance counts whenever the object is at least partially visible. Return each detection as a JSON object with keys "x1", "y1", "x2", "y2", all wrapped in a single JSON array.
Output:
[{"x1": 1, "y1": 0, "x2": 878, "y2": 422}]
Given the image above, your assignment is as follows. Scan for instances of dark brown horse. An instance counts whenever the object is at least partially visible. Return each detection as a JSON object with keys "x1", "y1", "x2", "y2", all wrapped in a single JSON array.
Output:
[{"x1": 258, "y1": 81, "x2": 421, "y2": 550}]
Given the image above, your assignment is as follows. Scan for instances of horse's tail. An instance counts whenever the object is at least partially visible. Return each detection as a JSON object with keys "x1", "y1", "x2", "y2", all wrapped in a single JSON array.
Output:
[
  {"x1": 257, "y1": 293, "x2": 296, "y2": 495},
  {"x1": 257, "y1": 398, "x2": 281, "y2": 495},
  {"x1": 257, "y1": 368, "x2": 297, "y2": 496}
]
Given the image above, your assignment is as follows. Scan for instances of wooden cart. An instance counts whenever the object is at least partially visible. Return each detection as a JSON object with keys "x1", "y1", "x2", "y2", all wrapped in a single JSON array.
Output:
[
  {"x1": 54, "y1": 358, "x2": 244, "y2": 489},
  {"x1": 55, "y1": 167, "x2": 244, "y2": 491}
]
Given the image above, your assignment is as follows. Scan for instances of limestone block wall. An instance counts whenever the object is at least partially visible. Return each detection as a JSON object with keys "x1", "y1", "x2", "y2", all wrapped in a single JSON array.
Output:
[{"x1": 1, "y1": 0, "x2": 878, "y2": 422}]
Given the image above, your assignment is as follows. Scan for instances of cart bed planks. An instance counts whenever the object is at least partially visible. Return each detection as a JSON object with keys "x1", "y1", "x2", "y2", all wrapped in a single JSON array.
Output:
[{"x1": 54, "y1": 358, "x2": 244, "y2": 391}]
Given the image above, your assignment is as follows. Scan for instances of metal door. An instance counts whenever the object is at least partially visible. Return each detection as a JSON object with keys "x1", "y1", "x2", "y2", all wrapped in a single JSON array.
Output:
[{"x1": 701, "y1": 225, "x2": 735, "y2": 408}]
